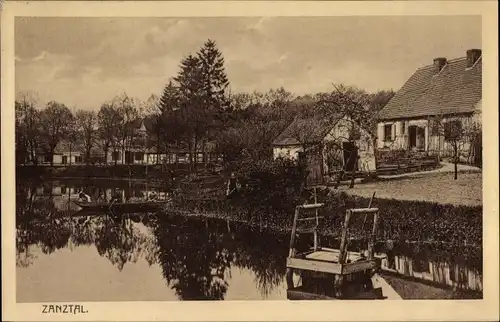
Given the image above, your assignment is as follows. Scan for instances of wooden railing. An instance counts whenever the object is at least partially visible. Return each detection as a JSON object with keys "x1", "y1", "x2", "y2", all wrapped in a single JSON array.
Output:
[{"x1": 376, "y1": 154, "x2": 440, "y2": 175}]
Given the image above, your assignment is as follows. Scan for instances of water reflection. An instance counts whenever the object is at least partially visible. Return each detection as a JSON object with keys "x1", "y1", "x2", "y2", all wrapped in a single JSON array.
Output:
[
  {"x1": 16, "y1": 179, "x2": 482, "y2": 301},
  {"x1": 151, "y1": 215, "x2": 289, "y2": 300}
]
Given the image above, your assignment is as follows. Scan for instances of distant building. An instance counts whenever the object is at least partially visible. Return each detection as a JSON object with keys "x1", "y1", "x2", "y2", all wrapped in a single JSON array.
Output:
[
  {"x1": 33, "y1": 141, "x2": 84, "y2": 165},
  {"x1": 28, "y1": 117, "x2": 222, "y2": 166},
  {"x1": 377, "y1": 49, "x2": 482, "y2": 163}
]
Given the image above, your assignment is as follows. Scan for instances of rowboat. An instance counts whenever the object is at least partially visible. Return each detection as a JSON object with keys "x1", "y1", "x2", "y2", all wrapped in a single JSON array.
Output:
[{"x1": 72, "y1": 200, "x2": 170, "y2": 212}]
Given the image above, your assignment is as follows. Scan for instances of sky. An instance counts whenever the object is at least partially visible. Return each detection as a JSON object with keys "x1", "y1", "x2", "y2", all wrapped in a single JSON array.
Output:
[{"x1": 15, "y1": 16, "x2": 481, "y2": 111}]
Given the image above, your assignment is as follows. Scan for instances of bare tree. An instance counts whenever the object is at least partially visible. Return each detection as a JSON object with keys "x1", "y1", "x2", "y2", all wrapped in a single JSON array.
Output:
[
  {"x1": 75, "y1": 110, "x2": 98, "y2": 164},
  {"x1": 431, "y1": 114, "x2": 481, "y2": 179},
  {"x1": 111, "y1": 93, "x2": 140, "y2": 165},
  {"x1": 66, "y1": 115, "x2": 78, "y2": 166},
  {"x1": 318, "y1": 84, "x2": 394, "y2": 181},
  {"x1": 39, "y1": 101, "x2": 74, "y2": 166},
  {"x1": 98, "y1": 102, "x2": 122, "y2": 165},
  {"x1": 15, "y1": 92, "x2": 42, "y2": 165}
]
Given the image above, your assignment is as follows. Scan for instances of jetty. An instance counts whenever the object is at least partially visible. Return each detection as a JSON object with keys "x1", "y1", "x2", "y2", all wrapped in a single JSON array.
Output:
[{"x1": 285, "y1": 194, "x2": 401, "y2": 300}]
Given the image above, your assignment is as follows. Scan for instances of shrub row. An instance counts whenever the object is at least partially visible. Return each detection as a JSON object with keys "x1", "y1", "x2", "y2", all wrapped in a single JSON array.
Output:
[{"x1": 171, "y1": 157, "x2": 482, "y2": 248}]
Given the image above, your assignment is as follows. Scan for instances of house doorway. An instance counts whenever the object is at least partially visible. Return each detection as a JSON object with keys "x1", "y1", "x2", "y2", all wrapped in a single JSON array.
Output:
[
  {"x1": 125, "y1": 151, "x2": 134, "y2": 164},
  {"x1": 409, "y1": 126, "x2": 426, "y2": 150},
  {"x1": 342, "y1": 142, "x2": 358, "y2": 172},
  {"x1": 409, "y1": 126, "x2": 417, "y2": 149},
  {"x1": 62, "y1": 155, "x2": 68, "y2": 165}
]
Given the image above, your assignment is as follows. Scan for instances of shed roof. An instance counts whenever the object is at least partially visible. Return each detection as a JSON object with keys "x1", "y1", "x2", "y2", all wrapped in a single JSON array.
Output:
[{"x1": 272, "y1": 114, "x2": 339, "y2": 146}]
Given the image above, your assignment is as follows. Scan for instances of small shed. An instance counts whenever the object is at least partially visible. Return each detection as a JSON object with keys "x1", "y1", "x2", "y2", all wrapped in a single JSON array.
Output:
[{"x1": 272, "y1": 114, "x2": 376, "y2": 181}]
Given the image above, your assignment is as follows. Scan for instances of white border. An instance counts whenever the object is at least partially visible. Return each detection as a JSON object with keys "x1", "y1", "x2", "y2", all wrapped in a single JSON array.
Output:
[{"x1": 2, "y1": 1, "x2": 499, "y2": 321}]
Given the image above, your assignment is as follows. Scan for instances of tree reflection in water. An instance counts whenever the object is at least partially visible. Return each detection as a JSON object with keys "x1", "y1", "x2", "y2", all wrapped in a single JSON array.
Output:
[
  {"x1": 152, "y1": 215, "x2": 233, "y2": 300},
  {"x1": 16, "y1": 180, "x2": 160, "y2": 271},
  {"x1": 16, "y1": 180, "x2": 73, "y2": 256},
  {"x1": 17, "y1": 180, "x2": 289, "y2": 300},
  {"x1": 152, "y1": 214, "x2": 288, "y2": 300}
]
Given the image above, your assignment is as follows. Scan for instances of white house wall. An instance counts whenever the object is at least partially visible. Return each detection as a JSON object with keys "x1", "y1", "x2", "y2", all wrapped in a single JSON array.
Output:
[
  {"x1": 377, "y1": 114, "x2": 478, "y2": 159},
  {"x1": 328, "y1": 120, "x2": 376, "y2": 173},
  {"x1": 273, "y1": 146, "x2": 303, "y2": 160}
]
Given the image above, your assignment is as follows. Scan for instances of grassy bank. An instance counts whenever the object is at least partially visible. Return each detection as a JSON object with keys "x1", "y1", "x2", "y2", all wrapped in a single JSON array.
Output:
[
  {"x1": 172, "y1": 191, "x2": 482, "y2": 245},
  {"x1": 168, "y1": 191, "x2": 482, "y2": 271}
]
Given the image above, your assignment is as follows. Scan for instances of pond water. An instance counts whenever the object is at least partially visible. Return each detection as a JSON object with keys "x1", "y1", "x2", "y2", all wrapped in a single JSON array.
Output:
[{"x1": 16, "y1": 179, "x2": 482, "y2": 302}]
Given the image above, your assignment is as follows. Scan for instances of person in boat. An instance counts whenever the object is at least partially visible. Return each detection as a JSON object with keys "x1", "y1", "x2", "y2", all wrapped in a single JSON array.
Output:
[
  {"x1": 226, "y1": 172, "x2": 240, "y2": 199},
  {"x1": 147, "y1": 191, "x2": 159, "y2": 201},
  {"x1": 110, "y1": 188, "x2": 122, "y2": 203},
  {"x1": 78, "y1": 191, "x2": 92, "y2": 203}
]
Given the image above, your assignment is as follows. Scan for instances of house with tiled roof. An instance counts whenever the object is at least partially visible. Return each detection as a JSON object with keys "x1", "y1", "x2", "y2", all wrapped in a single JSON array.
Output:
[
  {"x1": 376, "y1": 49, "x2": 482, "y2": 162},
  {"x1": 34, "y1": 141, "x2": 86, "y2": 165},
  {"x1": 272, "y1": 113, "x2": 376, "y2": 184}
]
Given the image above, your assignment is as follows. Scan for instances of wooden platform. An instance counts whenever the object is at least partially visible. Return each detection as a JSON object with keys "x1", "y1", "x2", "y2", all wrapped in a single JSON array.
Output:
[
  {"x1": 304, "y1": 249, "x2": 363, "y2": 263},
  {"x1": 287, "y1": 248, "x2": 380, "y2": 275},
  {"x1": 287, "y1": 273, "x2": 401, "y2": 300}
]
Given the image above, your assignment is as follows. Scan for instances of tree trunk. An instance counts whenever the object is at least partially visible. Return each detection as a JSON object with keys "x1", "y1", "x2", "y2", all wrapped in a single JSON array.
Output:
[
  {"x1": 193, "y1": 134, "x2": 198, "y2": 171},
  {"x1": 69, "y1": 144, "x2": 72, "y2": 166},
  {"x1": 103, "y1": 144, "x2": 109, "y2": 165},
  {"x1": 454, "y1": 143, "x2": 458, "y2": 180},
  {"x1": 188, "y1": 137, "x2": 194, "y2": 173},
  {"x1": 49, "y1": 148, "x2": 54, "y2": 167},
  {"x1": 86, "y1": 147, "x2": 91, "y2": 165},
  {"x1": 156, "y1": 134, "x2": 161, "y2": 165},
  {"x1": 30, "y1": 142, "x2": 37, "y2": 166}
]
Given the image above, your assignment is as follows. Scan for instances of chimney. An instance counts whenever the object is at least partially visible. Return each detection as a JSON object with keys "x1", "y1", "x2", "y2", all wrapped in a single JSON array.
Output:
[
  {"x1": 433, "y1": 57, "x2": 447, "y2": 73},
  {"x1": 466, "y1": 49, "x2": 482, "y2": 68}
]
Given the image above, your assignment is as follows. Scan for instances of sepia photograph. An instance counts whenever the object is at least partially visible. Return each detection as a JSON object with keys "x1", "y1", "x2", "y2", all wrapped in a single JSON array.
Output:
[{"x1": 2, "y1": 1, "x2": 499, "y2": 321}]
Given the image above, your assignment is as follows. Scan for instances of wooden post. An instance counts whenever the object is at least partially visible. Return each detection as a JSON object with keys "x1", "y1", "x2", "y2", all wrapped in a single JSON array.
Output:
[
  {"x1": 338, "y1": 209, "x2": 352, "y2": 264},
  {"x1": 362, "y1": 191, "x2": 376, "y2": 227},
  {"x1": 367, "y1": 210, "x2": 379, "y2": 260},
  {"x1": 289, "y1": 206, "x2": 300, "y2": 258},
  {"x1": 313, "y1": 187, "x2": 319, "y2": 251}
]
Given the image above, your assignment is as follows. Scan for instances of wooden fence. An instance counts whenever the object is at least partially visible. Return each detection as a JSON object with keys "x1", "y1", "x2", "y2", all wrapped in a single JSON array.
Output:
[{"x1": 376, "y1": 151, "x2": 440, "y2": 175}]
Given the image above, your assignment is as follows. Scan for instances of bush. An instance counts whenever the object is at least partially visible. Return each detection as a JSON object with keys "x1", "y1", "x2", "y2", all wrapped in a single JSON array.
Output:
[{"x1": 230, "y1": 158, "x2": 307, "y2": 221}]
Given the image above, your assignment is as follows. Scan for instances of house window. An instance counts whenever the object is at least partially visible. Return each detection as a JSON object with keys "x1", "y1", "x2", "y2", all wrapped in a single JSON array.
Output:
[
  {"x1": 402, "y1": 122, "x2": 406, "y2": 135},
  {"x1": 75, "y1": 156, "x2": 83, "y2": 163},
  {"x1": 430, "y1": 118, "x2": 441, "y2": 136},
  {"x1": 197, "y1": 153, "x2": 204, "y2": 163},
  {"x1": 112, "y1": 151, "x2": 120, "y2": 161},
  {"x1": 61, "y1": 186, "x2": 67, "y2": 194},
  {"x1": 384, "y1": 124, "x2": 393, "y2": 141},
  {"x1": 135, "y1": 152, "x2": 144, "y2": 161}
]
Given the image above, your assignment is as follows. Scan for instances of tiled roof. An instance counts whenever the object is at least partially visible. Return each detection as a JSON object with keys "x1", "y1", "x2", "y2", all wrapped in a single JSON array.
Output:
[
  {"x1": 379, "y1": 56, "x2": 482, "y2": 120},
  {"x1": 54, "y1": 141, "x2": 85, "y2": 154},
  {"x1": 272, "y1": 114, "x2": 339, "y2": 146}
]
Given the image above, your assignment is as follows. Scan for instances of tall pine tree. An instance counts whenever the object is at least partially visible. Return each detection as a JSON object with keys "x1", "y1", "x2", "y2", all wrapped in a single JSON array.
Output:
[
  {"x1": 197, "y1": 40, "x2": 231, "y2": 157},
  {"x1": 157, "y1": 40, "x2": 231, "y2": 170},
  {"x1": 172, "y1": 54, "x2": 209, "y2": 169},
  {"x1": 198, "y1": 39, "x2": 230, "y2": 110}
]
